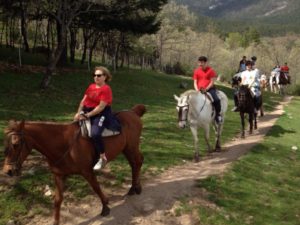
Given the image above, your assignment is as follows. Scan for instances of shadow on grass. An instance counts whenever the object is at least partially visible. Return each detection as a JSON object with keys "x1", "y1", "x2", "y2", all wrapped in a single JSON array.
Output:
[{"x1": 265, "y1": 124, "x2": 296, "y2": 137}]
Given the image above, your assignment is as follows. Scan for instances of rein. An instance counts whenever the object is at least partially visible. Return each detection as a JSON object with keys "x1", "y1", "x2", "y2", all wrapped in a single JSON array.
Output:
[
  {"x1": 5, "y1": 131, "x2": 28, "y2": 167},
  {"x1": 52, "y1": 125, "x2": 81, "y2": 166},
  {"x1": 6, "y1": 124, "x2": 82, "y2": 168}
]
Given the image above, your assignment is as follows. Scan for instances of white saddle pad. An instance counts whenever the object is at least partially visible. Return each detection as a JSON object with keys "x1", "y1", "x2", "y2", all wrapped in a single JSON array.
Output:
[{"x1": 80, "y1": 119, "x2": 120, "y2": 138}]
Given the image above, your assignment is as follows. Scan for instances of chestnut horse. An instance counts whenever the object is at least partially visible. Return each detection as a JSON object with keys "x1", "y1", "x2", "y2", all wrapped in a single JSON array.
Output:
[{"x1": 2, "y1": 104, "x2": 146, "y2": 225}]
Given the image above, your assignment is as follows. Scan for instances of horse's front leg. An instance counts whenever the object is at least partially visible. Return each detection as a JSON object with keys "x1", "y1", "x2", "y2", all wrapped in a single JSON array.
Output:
[
  {"x1": 53, "y1": 175, "x2": 66, "y2": 225},
  {"x1": 240, "y1": 112, "x2": 245, "y2": 138},
  {"x1": 254, "y1": 112, "x2": 258, "y2": 130},
  {"x1": 190, "y1": 126, "x2": 200, "y2": 162},
  {"x1": 249, "y1": 113, "x2": 253, "y2": 134},
  {"x1": 83, "y1": 172, "x2": 110, "y2": 216}
]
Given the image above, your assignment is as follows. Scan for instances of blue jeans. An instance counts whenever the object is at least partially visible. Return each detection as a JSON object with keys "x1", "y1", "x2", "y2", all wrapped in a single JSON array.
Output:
[
  {"x1": 207, "y1": 87, "x2": 221, "y2": 116},
  {"x1": 83, "y1": 106, "x2": 112, "y2": 156}
]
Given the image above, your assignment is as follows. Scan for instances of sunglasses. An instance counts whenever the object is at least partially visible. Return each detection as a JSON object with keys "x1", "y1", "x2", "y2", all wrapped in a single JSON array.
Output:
[{"x1": 93, "y1": 74, "x2": 105, "y2": 77}]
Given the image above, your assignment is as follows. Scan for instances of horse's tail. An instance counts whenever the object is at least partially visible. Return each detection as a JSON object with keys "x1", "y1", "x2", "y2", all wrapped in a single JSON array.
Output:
[{"x1": 131, "y1": 104, "x2": 146, "y2": 117}]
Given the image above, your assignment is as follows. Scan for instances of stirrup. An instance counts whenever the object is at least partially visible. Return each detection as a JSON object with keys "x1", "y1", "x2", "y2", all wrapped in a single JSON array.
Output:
[
  {"x1": 215, "y1": 115, "x2": 223, "y2": 124},
  {"x1": 93, "y1": 158, "x2": 107, "y2": 170}
]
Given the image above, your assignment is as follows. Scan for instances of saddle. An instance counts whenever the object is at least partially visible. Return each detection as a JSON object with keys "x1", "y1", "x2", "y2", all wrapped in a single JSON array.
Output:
[
  {"x1": 203, "y1": 90, "x2": 222, "y2": 103},
  {"x1": 79, "y1": 118, "x2": 120, "y2": 138}
]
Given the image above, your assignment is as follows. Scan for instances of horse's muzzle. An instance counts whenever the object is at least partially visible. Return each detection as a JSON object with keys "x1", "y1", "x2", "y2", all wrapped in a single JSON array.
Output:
[
  {"x1": 3, "y1": 164, "x2": 21, "y2": 177},
  {"x1": 178, "y1": 122, "x2": 187, "y2": 129}
]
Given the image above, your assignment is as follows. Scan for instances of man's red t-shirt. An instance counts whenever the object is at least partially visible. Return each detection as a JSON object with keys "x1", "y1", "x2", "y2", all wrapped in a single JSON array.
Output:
[
  {"x1": 281, "y1": 66, "x2": 289, "y2": 72},
  {"x1": 193, "y1": 66, "x2": 216, "y2": 89},
  {"x1": 83, "y1": 84, "x2": 112, "y2": 108}
]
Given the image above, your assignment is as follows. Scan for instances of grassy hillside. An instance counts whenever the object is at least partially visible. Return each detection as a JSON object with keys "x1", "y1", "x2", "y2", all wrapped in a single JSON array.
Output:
[
  {"x1": 195, "y1": 97, "x2": 300, "y2": 225},
  {"x1": 0, "y1": 66, "x2": 281, "y2": 224}
]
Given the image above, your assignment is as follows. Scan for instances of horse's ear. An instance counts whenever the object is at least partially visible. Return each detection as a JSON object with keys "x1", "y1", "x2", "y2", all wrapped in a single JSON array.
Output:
[{"x1": 174, "y1": 94, "x2": 180, "y2": 101}]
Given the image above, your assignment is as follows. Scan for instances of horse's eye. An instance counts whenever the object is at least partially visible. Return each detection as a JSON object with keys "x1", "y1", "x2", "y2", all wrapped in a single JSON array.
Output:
[{"x1": 13, "y1": 143, "x2": 20, "y2": 149}]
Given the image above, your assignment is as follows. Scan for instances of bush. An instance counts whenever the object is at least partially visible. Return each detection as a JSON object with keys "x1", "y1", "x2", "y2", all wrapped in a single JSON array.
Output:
[{"x1": 163, "y1": 62, "x2": 187, "y2": 75}]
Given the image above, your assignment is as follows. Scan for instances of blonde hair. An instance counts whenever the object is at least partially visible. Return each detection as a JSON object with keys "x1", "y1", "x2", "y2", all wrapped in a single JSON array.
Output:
[{"x1": 93, "y1": 66, "x2": 112, "y2": 82}]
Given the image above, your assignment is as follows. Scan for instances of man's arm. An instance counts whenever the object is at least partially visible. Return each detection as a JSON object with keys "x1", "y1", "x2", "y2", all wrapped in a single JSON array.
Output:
[{"x1": 194, "y1": 80, "x2": 199, "y2": 91}]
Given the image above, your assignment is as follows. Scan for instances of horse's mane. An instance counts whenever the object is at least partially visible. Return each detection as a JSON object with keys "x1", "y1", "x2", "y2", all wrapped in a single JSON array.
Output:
[
  {"x1": 180, "y1": 89, "x2": 198, "y2": 97},
  {"x1": 5, "y1": 120, "x2": 76, "y2": 134}
]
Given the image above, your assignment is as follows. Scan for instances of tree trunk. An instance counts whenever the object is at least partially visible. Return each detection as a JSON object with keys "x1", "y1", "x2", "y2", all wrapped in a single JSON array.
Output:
[
  {"x1": 69, "y1": 27, "x2": 77, "y2": 63},
  {"x1": 56, "y1": 21, "x2": 67, "y2": 66},
  {"x1": 81, "y1": 30, "x2": 89, "y2": 64},
  {"x1": 32, "y1": 20, "x2": 39, "y2": 50},
  {"x1": 5, "y1": 21, "x2": 9, "y2": 47},
  {"x1": 0, "y1": 22, "x2": 5, "y2": 46},
  {"x1": 20, "y1": 0, "x2": 29, "y2": 52},
  {"x1": 88, "y1": 34, "x2": 99, "y2": 68},
  {"x1": 40, "y1": 26, "x2": 66, "y2": 89},
  {"x1": 46, "y1": 18, "x2": 51, "y2": 59}
]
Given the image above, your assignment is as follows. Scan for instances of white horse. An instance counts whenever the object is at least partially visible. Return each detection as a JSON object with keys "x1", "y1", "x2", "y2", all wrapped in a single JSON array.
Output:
[
  {"x1": 260, "y1": 74, "x2": 268, "y2": 92},
  {"x1": 269, "y1": 71, "x2": 280, "y2": 93},
  {"x1": 174, "y1": 90, "x2": 228, "y2": 162}
]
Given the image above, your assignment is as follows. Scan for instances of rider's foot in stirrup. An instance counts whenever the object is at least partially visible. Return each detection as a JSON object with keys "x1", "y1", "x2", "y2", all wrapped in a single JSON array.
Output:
[
  {"x1": 215, "y1": 115, "x2": 223, "y2": 124},
  {"x1": 93, "y1": 155, "x2": 107, "y2": 170},
  {"x1": 231, "y1": 106, "x2": 239, "y2": 112}
]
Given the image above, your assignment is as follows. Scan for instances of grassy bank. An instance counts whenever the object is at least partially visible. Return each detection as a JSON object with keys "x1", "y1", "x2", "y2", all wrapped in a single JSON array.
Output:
[
  {"x1": 0, "y1": 67, "x2": 281, "y2": 224},
  {"x1": 196, "y1": 97, "x2": 300, "y2": 225}
]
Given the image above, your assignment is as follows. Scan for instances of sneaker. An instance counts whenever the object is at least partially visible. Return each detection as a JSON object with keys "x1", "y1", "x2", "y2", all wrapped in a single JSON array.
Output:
[
  {"x1": 215, "y1": 115, "x2": 223, "y2": 124},
  {"x1": 93, "y1": 158, "x2": 107, "y2": 170},
  {"x1": 231, "y1": 106, "x2": 239, "y2": 112}
]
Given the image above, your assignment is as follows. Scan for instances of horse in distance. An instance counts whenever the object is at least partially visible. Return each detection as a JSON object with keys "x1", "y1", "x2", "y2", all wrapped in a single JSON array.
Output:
[
  {"x1": 2, "y1": 104, "x2": 146, "y2": 225},
  {"x1": 174, "y1": 89, "x2": 228, "y2": 162}
]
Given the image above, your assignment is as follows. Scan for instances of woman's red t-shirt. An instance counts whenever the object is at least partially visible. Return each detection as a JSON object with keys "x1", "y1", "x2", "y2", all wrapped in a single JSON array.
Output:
[{"x1": 83, "y1": 84, "x2": 112, "y2": 108}]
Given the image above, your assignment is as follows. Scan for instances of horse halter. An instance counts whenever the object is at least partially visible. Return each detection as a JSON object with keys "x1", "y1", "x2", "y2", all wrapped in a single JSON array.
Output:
[
  {"x1": 5, "y1": 131, "x2": 27, "y2": 168},
  {"x1": 176, "y1": 104, "x2": 189, "y2": 122}
]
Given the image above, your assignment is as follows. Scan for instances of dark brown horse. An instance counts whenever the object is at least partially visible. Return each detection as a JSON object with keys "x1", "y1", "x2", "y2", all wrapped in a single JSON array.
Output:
[
  {"x1": 2, "y1": 104, "x2": 146, "y2": 225},
  {"x1": 238, "y1": 85, "x2": 262, "y2": 138}
]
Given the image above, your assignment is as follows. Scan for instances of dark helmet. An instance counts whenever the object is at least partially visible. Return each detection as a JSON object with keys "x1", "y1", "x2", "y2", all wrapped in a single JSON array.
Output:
[{"x1": 251, "y1": 56, "x2": 257, "y2": 61}]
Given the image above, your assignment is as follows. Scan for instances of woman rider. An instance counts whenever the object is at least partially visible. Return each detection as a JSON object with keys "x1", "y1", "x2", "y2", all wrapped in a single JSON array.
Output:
[{"x1": 74, "y1": 66, "x2": 115, "y2": 170}]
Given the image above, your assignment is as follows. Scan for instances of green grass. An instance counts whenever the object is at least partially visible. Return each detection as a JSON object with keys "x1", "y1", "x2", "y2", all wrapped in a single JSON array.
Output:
[
  {"x1": 197, "y1": 97, "x2": 300, "y2": 225},
  {"x1": 0, "y1": 65, "x2": 281, "y2": 224}
]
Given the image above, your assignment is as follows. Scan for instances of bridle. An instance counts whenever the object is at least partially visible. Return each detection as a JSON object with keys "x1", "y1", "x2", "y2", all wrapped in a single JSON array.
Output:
[
  {"x1": 177, "y1": 104, "x2": 189, "y2": 122},
  {"x1": 176, "y1": 93, "x2": 207, "y2": 122},
  {"x1": 5, "y1": 131, "x2": 28, "y2": 168}
]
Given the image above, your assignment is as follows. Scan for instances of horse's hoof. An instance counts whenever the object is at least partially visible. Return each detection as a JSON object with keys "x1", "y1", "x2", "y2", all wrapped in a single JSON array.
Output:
[
  {"x1": 215, "y1": 147, "x2": 221, "y2": 152},
  {"x1": 135, "y1": 185, "x2": 142, "y2": 195},
  {"x1": 127, "y1": 186, "x2": 142, "y2": 195},
  {"x1": 127, "y1": 187, "x2": 135, "y2": 195},
  {"x1": 101, "y1": 205, "x2": 110, "y2": 217}
]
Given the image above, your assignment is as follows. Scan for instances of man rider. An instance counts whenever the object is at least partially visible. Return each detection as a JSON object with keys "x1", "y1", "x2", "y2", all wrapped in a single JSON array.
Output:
[
  {"x1": 193, "y1": 56, "x2": 222, "y2": 124},
  {"x1": 238, "y1": 56, "x2": 247, "y2": 72},
  {"x1": 280, "y1": 62, "x2": 290, "y2": 84}
]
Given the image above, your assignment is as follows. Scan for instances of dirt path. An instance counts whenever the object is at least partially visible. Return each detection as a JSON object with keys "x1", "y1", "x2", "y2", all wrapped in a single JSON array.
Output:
[{"x1": 26, "y1": 96, "x2": 291, "y2": 225}]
